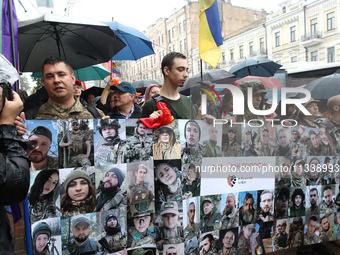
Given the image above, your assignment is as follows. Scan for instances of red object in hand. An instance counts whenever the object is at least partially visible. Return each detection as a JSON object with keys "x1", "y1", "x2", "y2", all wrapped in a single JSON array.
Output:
[{"x1": 139, "y1": 102, "x2": 174, "y2": 128}]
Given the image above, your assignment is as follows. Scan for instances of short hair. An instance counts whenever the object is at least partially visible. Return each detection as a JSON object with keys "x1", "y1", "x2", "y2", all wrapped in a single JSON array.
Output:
[
  {"x1": 244, "y1": 193, "x2": 254, "y2": 202},
  {"x1": 224, "y1": 230, "x2": 235, "y2": 240},
  {"x1": 202, "y1": 233, "x2": 214, "y2": 243},
  {"x1": 309, "y1": 187, "x2": 318, "y2": 195},
  {"x1": 320, "y1": 214, "x2": 328, "y2": 224},
  {"x1": 309, "y1": 216, "x2": 318, "y2": 223},
  {"x1": 136, "y1": 164, "x2": 148, "y2": 173},
  {"x1": 260, "y1": 190, "x2": 272, "y2": 201},
  {"x1": 323, "y1": 186, "x2": 332, "y2": 194},
  {"x1": 327, "y1": 95, "x2": 340, "y2": 113},
  {"x1": 166, "y1": 246, "x2": 177, "y2": 254},
  {"x1": 42, "y1": 56, "x2": 73, "y2": 74},
  {"x1": 188, "y1": 201, "x2": 195, "y2": 208},
  {"x1": 161, "y1": 52, "x2": 186, "y2": 76}
]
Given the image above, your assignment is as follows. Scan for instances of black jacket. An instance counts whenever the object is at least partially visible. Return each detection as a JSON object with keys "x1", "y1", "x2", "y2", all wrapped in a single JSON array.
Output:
[{"x1": 0, "y1": 125, "x2": 30, "y2": 254}]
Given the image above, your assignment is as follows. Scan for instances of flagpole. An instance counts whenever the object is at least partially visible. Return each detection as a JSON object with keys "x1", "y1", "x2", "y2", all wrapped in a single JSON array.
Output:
[
  {"x1": 200, "y1": 59, "x2": 203, "y2": 84},
  {"x1": 8, "y1": 0, "x2": 19, "y2": 92}
]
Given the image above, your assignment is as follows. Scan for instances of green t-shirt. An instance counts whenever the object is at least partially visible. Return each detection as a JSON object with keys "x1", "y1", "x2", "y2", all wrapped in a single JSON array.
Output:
[{"x1": 141, "y1": 94, "x2": 196, "y2": 119}]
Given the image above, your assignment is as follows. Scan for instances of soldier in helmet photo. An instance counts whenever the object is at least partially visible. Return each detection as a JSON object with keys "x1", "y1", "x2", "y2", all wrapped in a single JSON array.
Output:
[
  {"x1": 32, "y1": 221, "x2": 52, "y2": 255},
  {"x1": 127, "y1": 162, "x2": 154, "y2": 205},
  {"x1": 98, "y1": 212, "x2": 127, "y2": 253},
  {"x1": 184, "y1": 236, "x2": 199, "y2": 255},
  {"x1": 94, "y1": 119, "x2": 124, "y2": 165},
  {"x1": 127, "y1": 201, "x2": 156, "y2": 247},
  {"x1": 123, "y1": 120, "x2": 152, "y2": 163},
  {"x1": 241, "y1": 126, "x2": 258, "y2": 157}
]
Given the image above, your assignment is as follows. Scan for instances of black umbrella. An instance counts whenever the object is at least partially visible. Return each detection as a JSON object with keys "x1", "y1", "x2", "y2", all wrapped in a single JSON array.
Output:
[
  {"x1": 297, "y1": 73, "x2": 340, "y2": 99},
  {"x1": 81, "y1": 86, "x2": 104, "y2": 102},
  {"x1": 179, "y1": 69, "x2": 235, "y2": 96},
  {"x1": 132, "y1": 80, "x2": 160, "y2": 93},
  {"x1": 18, "y1": 14, "x2": 126, "y2": 72}
]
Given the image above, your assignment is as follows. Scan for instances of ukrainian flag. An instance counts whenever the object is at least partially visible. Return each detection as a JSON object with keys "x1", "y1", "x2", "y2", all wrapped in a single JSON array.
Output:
[{"x1": 199, "y1": 0, "x2": 223, "y2": 68}]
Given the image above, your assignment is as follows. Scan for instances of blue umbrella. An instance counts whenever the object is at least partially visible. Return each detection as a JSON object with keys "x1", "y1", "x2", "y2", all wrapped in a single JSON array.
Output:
[
  {"x1": 229, "y1": 57, "x2": 282, "y2": 79},
  {"x1": 104, "y1": 21, "x2": 155, "y2": 60}
]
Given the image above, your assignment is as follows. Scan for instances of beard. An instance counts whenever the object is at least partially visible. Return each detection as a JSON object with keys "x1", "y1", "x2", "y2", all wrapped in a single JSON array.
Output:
[
  {"x1": 102, "y1": 182, "x2": 118, "y2": 193},
  {"x1": 242, "y1": 209, "x2": 254, "y2": 224},
  {"x1": 225, "y1": 206, "x2": 233, "y2": 216},
  {"x1": 74, "y1": 234, "x2": 88, "y2": 243},
  {"x1": 28, "y1": 150, "x2": 46, "y2": 163}
]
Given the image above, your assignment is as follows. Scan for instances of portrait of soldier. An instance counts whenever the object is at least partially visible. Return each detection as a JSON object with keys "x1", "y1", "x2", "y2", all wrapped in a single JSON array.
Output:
[
  {"x1": 304, "y1": 216, "x2": 321, "y2": 245},
  {"x1": 126, "y1": 163, "x2": 154, "y2": 204},
  {"x1": 238, "y1": 224, "x2": 256, "y2": 255},
  {"x1": 98, "y1": 212, "x2": 127, "y2": 253},
  {"x1": 199, "y1": 233, "x2": 216, "y2": 255},
  {"x1": 274, "y1": 187, "x2": 289, "y2": 219},
  {"x1": 307, "y1": 129, "x2": 322, "y2": 156},
  {"x1": 220, "y1": 193, "x2": 239, "y2": 230},
  {"x1": 321, "y1": 156, "x2": 336, "y2": 185},
  {"x1": 298, "y1": 126, "x2": 309, "y2": 156},
  {"x1": 155, "y1": 201, "x2": 184, "y2": 249},
  {"x1": 274, "y1": 127, "x2": 292, "y2": 156},
  {"x1": 222, "y1": 126, "x2": 241, "y2": 157},
  {"x1": 123, "y1": 120, "x2": 152, "y2": 163},
  {"x1": 181, "y1": 163, "x2": 201, "y2": 198},
  {"x1": 273, "y1": 221, "x2": 288, "y2": 250},
  {"x1": 166, "y1": 246, "x2": 178, "y2": 255},
  {"x1": 27, "y1": 125, "x2": 58, "y2": 171},
  {"x1": 96, "y1": 167, "x2": 127, "y2": 212},
  {"x1": 59, "y1": 120, "x2": 92, "y2": 168},
  {"x1": 257, "y1": 190, "x2": 274, "y2": 222},
  {"x1": 289, "y1": 188, "x2": 305, "y2": 217},
  {"x1": 272, "y1": 223, "x2": 282, "y2": 251},
  {"x1": 94, "y1": 119, "x2": 124, "y2": 165},
  {"x1": 241, "y1": 126, "x2": 257, "y2": 157},
  {"x1": 320, "y1": 185, "x2": 336, "y2": 214},
  {"x1": 333, "y1": 212, "x2": 340, "y2": 240},
  {"x1": 254, "y1": 126, "x2": 275, "y2": 156},
  {"x1": 291, "y1": 156, "x2": 306, "y2": 187},
  {"x1": 67, "y1": 216, "x2": 97, "y2": 255},
  {"x1": 127, "y1": 201, "x2": 156, "y2": 248},
  {"x1": 181, "y1": 120, "x2": 203, "y2": 165},
  {"x1": 319, "y1": 213, "x2": 334, "y2": 242},
  {"x1": 184, "y1": 236, "x2": 199, "y2": 255},
  {"x1": 200, "y1": 197, "x2": 221, "y2": 233},
  {"x1": 287, "y1": 217, "x2": 303, "y2": 248},
  {"x1": 202, "y1": 126, "x2": 222, "y2": 157},
  {"x1": 239, "y1": 192, "x2": 256, "y2": 226},
  {"x1": 275, "y1": 156, "x2": 291, "y2": 189},
  {"x1": 305, "y1": 187, "x2": 320, "y2": 215},
  {"x1": 291, "y1": 127, "x2": 303, "y2": 156},
  {"x1": 306, "y1": 157, "x2": 322, "y2": 186},
  {"x1": 183, "y1": 201, "x2": 200, "y2": 241},
  {"x1": 217, "y1": 229, "x2": 238, "y2": 255}
]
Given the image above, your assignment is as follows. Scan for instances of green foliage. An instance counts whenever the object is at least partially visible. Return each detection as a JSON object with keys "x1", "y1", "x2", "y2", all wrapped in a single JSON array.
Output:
[
  {"x1": 32, "y1": 77, "x2": 44, "y2": 92},
  {"x1": 19, "y1": 75, "x2": 30, "y2": 93}
]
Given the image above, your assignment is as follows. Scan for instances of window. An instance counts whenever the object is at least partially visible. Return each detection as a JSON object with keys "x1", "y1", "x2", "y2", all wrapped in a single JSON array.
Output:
[
  {"x1": 239, "y1": 45, "x2": 244, "y2": 58},
  {"x1": 172, "y1": 27, "x2": 175, "y2": 38},
  {"x1": 311, "y1": 51, "x2": 318, "y2": 61},
  {"x1": 179, "y1": 22, "x2": 182, "y2": 34},
  {"x1": 259, "y1": 37, "x2": 265, "y2": 54},
  {"x1": 222, "y1": 52, "x2": 226, "y2": 63},
  {"x1": 230, "y1": 49, "x2": 234, "y2": 61},
  {"x1": 158, "y1": 37, "x2": 160, "y2": 46},
  {"x1": 291, "y1": 56, "x2": 297, "y2": 63},
  {"x1": 249, "y1": 42, "x2": 254, "y2": 56},
  {"x1": 310, "y1": 18, "x2": 317, "y2": 36},
  {"x1": 173, "y1": 45, "x2": 175, "y2": 52},
  {"x1": 328, "y1": 47, "x2": 335, "y2": 63},
  {"x1": 282, "y1": 6, "x2": 286, "y2": 14},
  {"x1": 184, "y1": 38, "x2": 187, "y2": 51},
  {"x1": 327, "y1": 12, "x2": 335, "y2": 31},
  {"x1": 275, "y1": 32, "x2": 281, "y2": 47},
  {"x1": 183, "y1": 20, "x2": 186, "y2": 31},
  {"x1": 290, "y1": 26, "x2": 296, "y2": 42},
  {"x1": 168, "y1": 30, "x2": 171, "y2": 43},
  {"x1": 180, "y1": 40, "x2": 183, "y2": 52},
  {"x1": 162, "y1": 34, "x2": 164, "y2": 44}
]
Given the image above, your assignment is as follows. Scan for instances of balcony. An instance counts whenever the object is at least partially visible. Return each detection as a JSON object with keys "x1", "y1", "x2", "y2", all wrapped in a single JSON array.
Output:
[{"x1": 301, "y1": 31, "x2": 323, "y2": 47}]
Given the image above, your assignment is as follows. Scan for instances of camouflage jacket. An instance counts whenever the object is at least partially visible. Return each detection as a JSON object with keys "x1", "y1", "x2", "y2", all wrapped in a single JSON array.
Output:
[
  {"x1": 305, "y1": 205, "x2": 320, "y2": 215},
  {"x1": 126, "y1": 181, "x2": 154, "y2": 204},
  {"x1": 29, "y1": 197, "x2": 57, "y2": 224},
  {"x1": 36, "y1": 98, "x2": 104, "y2": 119},
  {"x1": 202, "y1": 139, "x2": 222, "y2": 157},
  {"x1": 217, "y1": 247, "x2": 238, "y2": 255},
  {"x1": 220, "y1": 209, "x2": 239, "y2": 230},
  {"x1": 95, "y1": 141, "x2": 124, "y2": 166},
  {"x1": 319, "y1": 227, "x2": 333, "y2": 242},
  {"x1": 320, "y1": 201, "x2": 336, "y2": 214},
  {"x1": 155, "y1": 223, "x2": 184, "y2": 244},
  {"x1": 43, "y1": 155, "x2": 58, "y2": 170},
  {"x1": 273, "y1": 145, "x2": 292, "y2": 156},
  {"x1": 123, "y1": 131, "x2": 152, "y2": 163},
  {"x1": 96, "y1": 189, "x2": 127, "y2": 211},
  {"x1": 255, "y1": 142, "x2": 275, "y2": 156},
  {"x1": 61, "y1": 198, "x2": 95, "y2": 217},
  {"x1": 127, "y1": 223, "x2": 156, "y2": 248},
  {"x1": 183, "y1": 223, "x2": 200, "y2": 240},
  {"x1": 181, "y1": 142, "x2": 203, "y2": 165},
  {"x1": 200, "y1": 212, "x2": 221, "y2": 233},
  {"x1": 289, "y1": 229, "x2": 303, "y2": 247},
  {"x1": 153, "y1": 142, "x2": 181, "y2": 160},
  {"x1": 304, "y1": 233, "x2": 320, "y2": 245},
  {"x1": 99, "y1": 230, "x2": 127, "y2": 252},
  {"x1": 222, "y1": 140, "x2": 241, "y2": 157}
]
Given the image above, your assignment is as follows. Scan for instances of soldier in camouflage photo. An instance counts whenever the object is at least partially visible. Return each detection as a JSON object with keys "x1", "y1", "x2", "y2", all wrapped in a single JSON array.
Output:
[
  {"x1": 287, "y1": 217, "x2": 304, "y2": 248},
  {"x1": 95, "y1": 119, "x2": 124, "y2": 165},
  {"x1": 183, "y1": 201, "x2": 200, "y2": 241},
  {"x1": 181, "y1": 120, "x2": 203, "y2": 165},
  {"x1": 241, "y1": 126, "x2": 258, "y2": 157},
  {"x1": 123, "y1": 120, "x2": 152, "y2": 163},
  {"x1": 237, "y1": 224, "x2": 256, "y2": 255},
  {"x1": 153, "y1": 125, "x2": 181, "y2": 160},
  {"x1": 202, "y1": 126, "x2": 222, "y2": 157},
  {"x1": 217, "y1": 229, "x2": 238, "y2": 255},
  {"x1": 274, "y1": 127, "x2": 292, "y2": 156},
  {"x1": 200, "y1": 197, "x2": 221, "y2": 234},
  {"x1": 220, "y1": 193, "x2": 239, "y2": 230},
  {"x1": 199, "y1": 233, "x2": 216, "y2": 255},
  {"x1": 222, "y1": 126, "x2": 241, "y2": 157},
  {"x1": 304, "y1": 216, "x2": 321, "y2": 245},
  {"x1": 305, "y1": 187, "x2": 320, "y2": 215},
  {"x1": 254, "y1": 126, "x2": 276, "y2": 156},
  {"x1": 319, "y1": 213, "x2": 334, "y2": 242},
  {"x1": 275, "y1": 156, "x2": 292, "y2": 190},
  {"x1": 320, "y1": 185, "x2": 336, "y2": 214},
  {"x1": 239, "y1": 192, "x2": 257, "y2": 226},
  {"x1": 181, "y1": 163, "x2": 201, "y2": 198},
  {"x1": 127, "y1": 201, "x2": 156, "y2": 247}
]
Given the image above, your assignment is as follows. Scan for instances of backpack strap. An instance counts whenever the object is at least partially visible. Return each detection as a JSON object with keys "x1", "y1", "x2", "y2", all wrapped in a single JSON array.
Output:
[{"x1": 152, "y1": 94, "x2": 183, "y2": 119}]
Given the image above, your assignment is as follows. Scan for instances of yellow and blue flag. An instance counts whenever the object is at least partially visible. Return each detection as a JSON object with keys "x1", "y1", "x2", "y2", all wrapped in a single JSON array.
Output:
[{"x1": 199, "y1": 0, "x2": 223, "y2": 68}]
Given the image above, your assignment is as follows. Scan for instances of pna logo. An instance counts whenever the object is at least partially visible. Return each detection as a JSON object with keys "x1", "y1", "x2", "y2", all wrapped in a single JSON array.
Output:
[{"x1": 227, "y1": 175, "x2": 237, "y2": 187}]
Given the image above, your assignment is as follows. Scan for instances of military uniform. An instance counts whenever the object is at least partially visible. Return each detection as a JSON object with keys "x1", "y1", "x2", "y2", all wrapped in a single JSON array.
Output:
[
  {"x1": 217, "y1": 247, "x2": 238, "y2": 255},
  {"x1": 289, "y1": 228, "x2": 303, "y2": 247},
  {"x1": 237, "y1": 234, "x2": 252, "y2": 255},
  {"x1": 41, "y1": 155, "x2": 58, "y2": 170},
  {"x1": 272, "y1": 233, "x2": 280, "y2": 251},
  {"x1": 220, "y1": 209, "x2": 239, "y2": 230},
  {"x1": 155, "y1": 222, "x2": 184, "y2": 244},
  {"x1": 153, "y1": 141, "x2": 181, "y2": 160},
  {"x1": 328, "y1": 116, "x2": 340, "y2": 129},
  {"x1": 239, "y1": 207, "x2": 256, "y2": 226},
  {"x1": 183, "y1": 223, "x2": 200, "y2": 240},
  {"x1": 319, "y1": 227, "x2": 334, "y2": 242},
  {"x1": 255, "y1": 142, "x2": 275, "y2": 156},
  {"x1": 305, "y1": 205, "x2": 320, "y2": 215},
  {"x1": 320, "y1": 202, "x2": 336, "y2": 214},
  {"x1": 277, "y1": 232, "x2": 288, "y2": 249},
  {"x1": 241, "y1": 140, "x2": 257, "y2": 157},
  {"x1": 304, "y1": 233, "x2": 320, "y2": 245},
  {"x1": 200, "y1": 212, "x2": 221, "y2": 233},
  {"x1": 181, "y1": 142, "x2": 203, "y2": 165},
  {"x1": 222, "y1": 140, "x2": 241, "y2": 157},
  {"x1": 123, "y1": 129, "x2": 152, "y2": 163},
  {"x1": 291, "y1": 140, "x2": 303, "y2": 156},
  {"x1": 126, "y1": 181, "x2": 154, "y2": 204},
  {"x1": 202, "y1": 139, "x2": 222, "y2": 157},
  {"x1": 96, "y1": 189, "x2": 127, "y2": 211},
  {"x1": 69, "y1": 238, "x2": 97, "y2": 255},
  {"x1": 273, "y1": 145, "x2": 292, "y2": 156},
  {"x1": 289, "y1": 206, "x2": 305, "y2": 217},
  {"x1": 29, "y1": 197, "x2": 57, "y2": 224},
  {"x1": 62, "y1": 130, "x2": 91, "y2": 168},
  {"x1": 95, "y1": 140, "x2": 124, "y2": 166},
  {"x1": 36, "y1": 98, "x2": 104, "y2": 119},
  {"x1": 99, "y1": 231, "x2": 127, "y2": 252},
  {"x1": 60, "y1": 198, "x2": 94, "y2": 217},
  {"x1": 127, "y1": 224, "x2": 156, "y2": 248}
]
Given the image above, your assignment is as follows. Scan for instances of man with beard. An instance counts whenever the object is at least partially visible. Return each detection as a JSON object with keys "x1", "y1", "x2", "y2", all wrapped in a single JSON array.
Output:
[
  {"x1": 69, "y1": 216, "x2": 96, "y2": 255},
  {"x1": 220, "y1": 193, "x2": 239, "y2": 230},
  {"x1": 98, "y1": 213, "x2": 127, "y2": 252},
  {"x1": 202, "y1": 126, "x2": 222, "y2": 157},
  {"x1": 274, "y1": 128, "x2": 292, "y2": 156},
  {"x1": 258, "y1": 190, "x2": 274, "y2": 222},
  {"x1": 123, "y1": 120, "x2": 152, "y2": 163},
  {"x1": 308, "y1": 130, "x2": 322, "y2": 156},
  {"x1": 27, "y1": 125, "x2": 58, "y2": 170},
  {"x1": 222, "y1": 126, "x2": 241, "y2": 157},
  {"x1": 304, "y1": 216, "x2": 321, "y2": 245},
  {"x1": 320, "y1": 186, "x2": 336, "y2": 214},
  {"x1": 59, "y1": 120, "x2": 91, "y2": 168},
  {"x1": 95, "y1": 119, "x2": 123, "y2": 165},
  {"x1": 290, "y1": 188, "x2": 305, "y2": 217},
  {"x1": 274, "y1": 187, "x2": 289, "y2": 219},
  {"x1": 306, "y1": 157, "x2": 322, "y2": 185},
  {"x1": 184, "y1": 202, "x2": 200, "y2": 240},
  {"x1": 218, "y1": 230, "x2": 238, "y2": 255},
  {"x1": 96, "y1": 167, "x2": 127, "y2": 211},
  {"x1": 275, "y1": 156, "x2": 292, "y2": 189},
  {"x1": 239, "y1": 193, "x2": 256, "y2": 225},
  {"x1": 181, "y1": 120, "x2": 203, "y2": 165},
  {"x1": 238, "y1": 224, "x2": 256, "y2": 255},
  {"x1": 200, "y1": 198, "x2": 221, "y2": 233},
  {"x1": 200, "y1": 233, "x2": 215, "y2": 255},
  {"x1": 305, "y1": 187, "x2": 320, "y2": 215},
  {"x1": 254, "y1": 127, "x2": 275, "y2": 156},
  {"x1": 127, "y1": 164, "x2": 154, "y2": 204},
  {"x1": 319, "y1": 214, "x2": 334, "y2": 242}
]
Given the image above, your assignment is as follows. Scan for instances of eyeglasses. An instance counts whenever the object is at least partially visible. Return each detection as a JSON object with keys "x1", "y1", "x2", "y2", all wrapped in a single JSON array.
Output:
[{"x1": 73, "y1": 86, "x2": 81, "y2": 90}]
